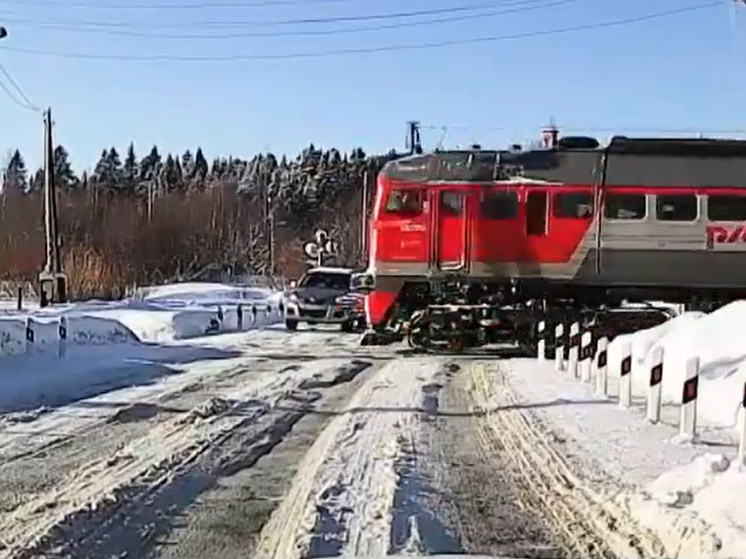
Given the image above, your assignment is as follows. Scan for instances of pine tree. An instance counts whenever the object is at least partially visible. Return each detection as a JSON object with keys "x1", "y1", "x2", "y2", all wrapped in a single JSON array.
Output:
[
  {"x1": 160, "y1": 154, "x2": 182, "y2": 191},
  {"x1": 2, "y1": 149, "x2": 28, "y2": 193},
  {"x1": 92, "y1": 149, "x2": 110, "y2": 186},
  {"x1": 122, "y1": 142, "x2": 138, "y2": 193},
  {"x1": 139, "y1": 145, "x2": 161, "y2": 182},
  {"x1": 181, "y1": 149, "x2": 194, "y2": 179},
  {"x1": 29, "y1": 168, "x2": 44, "y2": 192},
  {"x1": 106, "y1": 147, "x2": 123, "y2": 191},
  {"x1": 192, "y1": 147, "x2": 208, "y2": 184},
  {"x1": 53, "y1": 145, "x2": 79, "y2": 190}
]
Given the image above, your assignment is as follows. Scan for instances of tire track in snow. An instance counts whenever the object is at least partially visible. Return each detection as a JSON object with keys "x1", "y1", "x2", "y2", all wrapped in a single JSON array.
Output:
[
  {"x1": 468, "y1": 360, "x2": 666, "y2": 559},
  {"x1": 0, "y1": 359, "x2": 258, "y2": 465},
  {"x1": 254, "y1": 357, "x2": 450, "y2": 559},
  {"x1": 0, "y1": 358, "x2": 371, "y2": 559},
  {"x1": 387, "y1": 373, "x2": 464, "y2": 556}
]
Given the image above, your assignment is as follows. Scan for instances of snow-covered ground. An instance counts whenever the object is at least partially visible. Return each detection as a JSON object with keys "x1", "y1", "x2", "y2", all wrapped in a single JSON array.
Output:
[
  {"x1": 496, "y1": 301, "x2": 746, "y2": 559},
  {"x1": 0, "y1": 282, "x2": 285, "y2": 359},
  {"x1": 4, "y1": 279, "x2": 746, "y2": 559},
  {"x1": 0, "y1": 281, "x2": 288, "y2": 422},
  {"x1": 256, "y1": 357, "x2": 446, "y2": 559}
]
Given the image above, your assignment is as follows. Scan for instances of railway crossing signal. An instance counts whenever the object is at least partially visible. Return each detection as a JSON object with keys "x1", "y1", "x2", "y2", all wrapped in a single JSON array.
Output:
[{"x1": 303, "y1": 229, "x2": 339, "y2": 267}]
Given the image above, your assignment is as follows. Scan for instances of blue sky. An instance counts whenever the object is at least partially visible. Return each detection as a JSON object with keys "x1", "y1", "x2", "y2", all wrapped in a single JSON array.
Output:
[{"x1": 0, "y1": 0, "x2": 744, "y2": 172}]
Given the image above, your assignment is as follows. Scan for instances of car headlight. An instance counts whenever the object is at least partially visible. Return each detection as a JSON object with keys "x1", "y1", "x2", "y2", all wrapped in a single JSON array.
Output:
[{"x1": 288, "y1": 293, "x2": 298, "y2": 303}]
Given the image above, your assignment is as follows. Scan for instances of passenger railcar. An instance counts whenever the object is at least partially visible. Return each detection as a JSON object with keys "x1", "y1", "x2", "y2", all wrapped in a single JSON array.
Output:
[{"x1": 354, "y1": 132, "x2": 746, "y2": 350}]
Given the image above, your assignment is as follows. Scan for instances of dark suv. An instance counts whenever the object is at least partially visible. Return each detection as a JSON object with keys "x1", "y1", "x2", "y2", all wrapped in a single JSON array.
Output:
[{"x1": 283, "y1": 267, "x2": 365, "y2": 332}]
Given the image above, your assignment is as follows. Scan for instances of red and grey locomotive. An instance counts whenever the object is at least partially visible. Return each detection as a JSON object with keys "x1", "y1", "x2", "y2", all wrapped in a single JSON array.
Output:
[{"x1": 353, "y1": 127, "x2": 746, "y2": 351}]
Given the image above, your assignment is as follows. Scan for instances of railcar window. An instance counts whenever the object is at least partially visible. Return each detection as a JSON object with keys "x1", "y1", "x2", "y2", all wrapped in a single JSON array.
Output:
[
  {"x1": 707, "y1": 194, "x2": 746, "y2": 221},
  {"x1": 603, "y1": 193, "x2": 646, "y2": 220},
  {"x1": 656, "y1": 194, "x2": 698, "y2": 221},
  {"x1": 480, "y1": 190, "x2": 518, "y2": 219},
  {"x1": 553, "y1": 192, "x2": 594, "y2": 219},
  {"x1": 440, "y1": 191, "x2": 464, "y2": 216},
  {"x1": 385, "y1": 189, "x2": 423, "y2": 216}
]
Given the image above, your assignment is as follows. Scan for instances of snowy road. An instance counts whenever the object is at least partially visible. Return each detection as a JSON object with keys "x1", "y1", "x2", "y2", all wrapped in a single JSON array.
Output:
[{"x1": 0, "y1": 327, "x2": 648, "y2": 559}]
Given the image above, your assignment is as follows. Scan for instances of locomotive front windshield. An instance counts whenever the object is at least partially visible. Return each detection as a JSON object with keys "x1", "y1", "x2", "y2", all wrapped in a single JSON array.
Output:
[{"x1": 298, "y1": 271, "x2": 351, "y2": 290}]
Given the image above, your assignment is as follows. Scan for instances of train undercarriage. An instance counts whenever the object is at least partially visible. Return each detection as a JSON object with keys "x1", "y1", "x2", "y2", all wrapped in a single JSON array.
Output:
[{"x1": 358, "y1": 278, "x2": 735, "y2": 354}]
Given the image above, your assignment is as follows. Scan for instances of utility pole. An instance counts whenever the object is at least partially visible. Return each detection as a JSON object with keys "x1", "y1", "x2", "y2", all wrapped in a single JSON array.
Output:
[
  {"x1": 39, "y1": 107, "x2": 67, "y2": 306},
  {"x1": 360, "y1": 170, "x2": 370, "y2": 263},
  {"x1": 267, "y1": 191, "x2": 275, "y2": 277},
  {"x1": 406, "y1": 121, "x2": 422, "y2": 155}
]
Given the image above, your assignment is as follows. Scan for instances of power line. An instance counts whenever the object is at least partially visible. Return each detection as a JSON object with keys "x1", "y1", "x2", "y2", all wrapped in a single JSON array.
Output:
[
  {"x1": 1, "y1": 0, "x2": 364, "y2": 9},
  {"x1": 2, "y1": 0, "x2": 576, "y2": 40},
  {"x1": 0, "y1": 60, "x2": 40, "y2": 112},
  {"x1": 0, "y1": 61, "x2": 39, "y2": 110},
  {"x1": 0, "y1": 2, "x2": 721, "y2": 62},
  {"x1": 0, "y1": 0, "x2": 537, "y2": 29},
  {"x1": 422, "y1": 123, "x2": 746, "y2": 135}
]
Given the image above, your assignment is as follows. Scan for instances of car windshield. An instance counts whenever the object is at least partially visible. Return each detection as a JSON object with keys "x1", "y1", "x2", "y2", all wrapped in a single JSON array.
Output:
[{"x1": 298, "y1": 272, "x2": 351, "y2": 290}]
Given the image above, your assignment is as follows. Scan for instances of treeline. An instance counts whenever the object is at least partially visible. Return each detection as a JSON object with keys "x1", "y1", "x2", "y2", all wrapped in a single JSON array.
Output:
[{"x1": 0, "y1": 143, "x2": 399, "y2": 299}]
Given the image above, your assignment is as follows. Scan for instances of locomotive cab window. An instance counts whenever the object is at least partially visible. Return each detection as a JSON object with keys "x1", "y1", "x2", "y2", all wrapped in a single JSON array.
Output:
[
  {"x1": 384, "y1": 189, "x2": 424, "y2": 217},
  {"x1": 440, "y1": 191, "x2": 464, "y2": 216},
  {"x1": 553, "y1": 191, "x2": 594, "y2": 219},
  {"x1": 480, "y1": 190, "x2": 518, "y2": 219},
  {"x1": 603, "y1": 193, "x2": 646, "y2": 220},
  {"x1": 707, "y1": 194, "x2": 746, "y2": 222},
  {"x1": 656, "y1": 194, "x2": 698, "y2": 222}
]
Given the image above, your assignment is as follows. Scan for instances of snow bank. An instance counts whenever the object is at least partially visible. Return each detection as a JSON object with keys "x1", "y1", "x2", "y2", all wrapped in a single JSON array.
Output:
[
  {"x1": 504, "y1": 358, "x2": 746, "y2": 559},
  {"x1": 607, "y1": 303, "x2": 746, "y2": 430},
  {"x1": 0, "y1": 282, "x2": 284, "y2": 359},
  {"x1": 619, "y1": 454, "x2": 746, "y2": 558}
]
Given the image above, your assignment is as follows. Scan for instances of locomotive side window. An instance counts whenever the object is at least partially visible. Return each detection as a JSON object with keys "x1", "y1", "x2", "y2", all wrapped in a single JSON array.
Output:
[
  {"x1": 480, "y1": 190, "x2": 518, "y2": 219},
  {"x1": 603, "y1": 193, "x2": 646, "y2": 220},
  {"x1": 440, "y1": 191, "x2": 464, "y2": 216},
  {"x1": 553, "y1": 192, "x2": 594, "y2": 219},
  {"x1": 385, "y1": 189, "x2": 424, "y2": 217},
  {"x1": 707, "y1": 194, "x2": 746, "y2": 221},
  {"x1": 655, "y1": 194, "x2": 698, "y2": 221}
]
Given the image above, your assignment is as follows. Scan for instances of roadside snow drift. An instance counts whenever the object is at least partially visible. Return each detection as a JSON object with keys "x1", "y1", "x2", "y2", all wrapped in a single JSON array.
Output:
[
  {"x1": 504, "y1": 300, "x2": 746, "y2": 559},
  {"x1": 607, "y1": 302, "x2": 746, "y2": 430},
  {"x1": 0, "y1": 282, "x2": 284, "y2": 358}
]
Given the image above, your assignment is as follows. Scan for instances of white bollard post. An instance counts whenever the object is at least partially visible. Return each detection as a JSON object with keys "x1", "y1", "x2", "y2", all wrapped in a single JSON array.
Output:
[
  {"x1": 554, "y1": 324, "x2": 565, "y2": 371},
  {"x1": 58, "y1": 315, "x2": 67, "y2": 359},
  {"x1": 537, "y1": 320, "x2": 546, "y2": 361},
  {"x1": 679, "y1": 356, "x2": 700, "y2": 438},
  {"x1": 647, "y1": 346, "x2": 664, "y2": 423},
  {"x1": 595, "y1": 336, "x2": 609, "y2": 396},
  {"x1": 568, "y1": 322, "x2": 580, "y2": 378},
  {"x1": 580, "y1": 331, "x2": 593, "y2": 383},
  {"x1": 619, "y1": 341, "x2": 632, "y2": 408},
  {"x1": 25, "y1": 316, "x2": 34, "y2": 355},
  {"x1": 737, "y1": 382, "x2": 746, "y2": 466}
]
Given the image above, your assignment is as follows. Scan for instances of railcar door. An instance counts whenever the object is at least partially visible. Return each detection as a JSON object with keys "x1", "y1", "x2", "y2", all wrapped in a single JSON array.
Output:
[
  {"x1": 522, "y1": 188, "x2": 549, "y2": 262},
  {"x1": 434, "y1": 190, "x2": 471, "y2": 271}
]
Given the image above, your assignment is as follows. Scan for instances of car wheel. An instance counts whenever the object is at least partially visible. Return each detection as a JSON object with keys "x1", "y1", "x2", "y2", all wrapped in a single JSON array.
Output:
[
  {"x1": 340, "y1": 320, "x2": 353, "y2": 333},
  {"x1": 285, "y1": 319, "x2": 299, "y2": 331}
]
